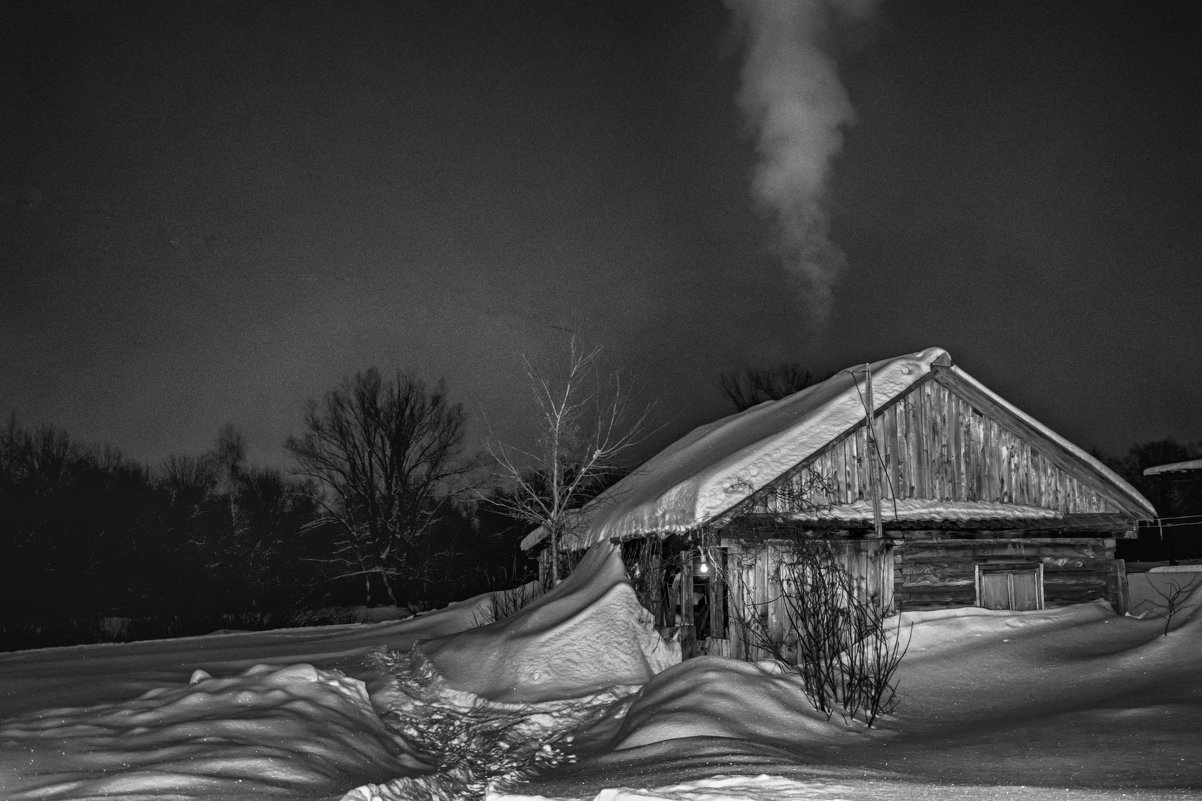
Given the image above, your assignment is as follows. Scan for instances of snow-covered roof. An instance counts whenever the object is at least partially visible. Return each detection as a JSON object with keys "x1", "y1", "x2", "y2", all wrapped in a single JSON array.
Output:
[
  {"x1": 522, "y1": 347, "x2": 1155, "y2": 552},
  {"x1": 1144, "y1": 458, "x2": 1202, "y2": 476}
]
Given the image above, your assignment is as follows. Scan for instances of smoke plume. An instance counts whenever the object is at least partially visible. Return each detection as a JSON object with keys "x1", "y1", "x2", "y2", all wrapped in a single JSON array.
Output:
[{"x1": 727, "y1": 0, "x2": 874, "y2": 325}]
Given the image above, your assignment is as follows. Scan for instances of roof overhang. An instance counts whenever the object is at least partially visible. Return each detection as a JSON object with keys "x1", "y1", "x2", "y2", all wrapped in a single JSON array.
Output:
[
  {"x1": 521, "y1": 347, "x2": 1157, "y2": 551},
  {"x1": 1144, "y1": 458, "x2": 1202, "y2": 476},
  {"x1": 724, "y1": 509, "x2": 1138, "y2": 537}
]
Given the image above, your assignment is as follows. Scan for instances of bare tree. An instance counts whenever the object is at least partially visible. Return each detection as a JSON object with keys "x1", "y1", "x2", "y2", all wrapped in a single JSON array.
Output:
[
  {"x1": 208, "y1": 423, "x2": 247, "y2": 534},
  {"x1": 719, "y1": 363, "x2": 826, "y2": 412},
  {"x1": 286, "y1": 369, "x2": 467, "y2": 606},
  {"x1": 1146, "y1": 574, "x2": 1202, "y2": 636},
  {"x1": 484, "y1": 336, "x2": 652, "y2": 585}
]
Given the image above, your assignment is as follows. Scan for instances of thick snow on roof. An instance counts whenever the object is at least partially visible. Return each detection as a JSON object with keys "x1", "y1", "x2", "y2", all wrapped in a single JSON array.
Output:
[
  {"x1": 524, "y1": 347, "x2": 1155, "y2": 553},
  {"x1": 1144, "y1": 457, "x2": 1202, "y2": 476},
  {"x1": 524, "y1": 348, "x2": 949, "y2": 552}
]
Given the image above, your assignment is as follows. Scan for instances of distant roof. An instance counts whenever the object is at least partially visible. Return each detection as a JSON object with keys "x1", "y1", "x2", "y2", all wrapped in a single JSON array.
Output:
[
  {"x1": 1144, "y1": 459, "x2": 1202, "y2": 476},
  {"x1": 522, "y1": 347, "x2": 1155, "y2": 552}
]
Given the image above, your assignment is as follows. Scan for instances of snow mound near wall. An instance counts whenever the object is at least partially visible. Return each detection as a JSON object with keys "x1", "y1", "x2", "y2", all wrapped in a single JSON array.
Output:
[
  {"x1": 604, "y1": 657, "x2": 849, "y2": 751},
  {"x1": 415, "y1": 541, "x2": 680, "y2": 704}
]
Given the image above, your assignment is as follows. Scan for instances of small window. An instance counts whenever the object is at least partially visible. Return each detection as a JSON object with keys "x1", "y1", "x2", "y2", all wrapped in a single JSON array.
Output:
[{"x1": 975, "y1": 563, "x2": 1044, "y2": 611}]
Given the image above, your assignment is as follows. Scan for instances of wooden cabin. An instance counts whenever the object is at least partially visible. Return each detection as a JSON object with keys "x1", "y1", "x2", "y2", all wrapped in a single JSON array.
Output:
[{"x1": 522, "y1": 348, "x2": 1156, "y2": 658}]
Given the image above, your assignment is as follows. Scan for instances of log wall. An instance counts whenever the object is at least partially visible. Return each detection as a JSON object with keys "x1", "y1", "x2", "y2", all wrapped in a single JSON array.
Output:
[
  {"x1": 895, "y1": 534, "x2": 1120, "y2": 610},
  {"x1": 714, "y1": 537, "x2": 894, "y2": 660}
]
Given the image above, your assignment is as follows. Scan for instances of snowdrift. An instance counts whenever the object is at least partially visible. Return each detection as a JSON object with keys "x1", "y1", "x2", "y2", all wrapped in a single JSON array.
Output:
[
  {"x1": 605, "y1": 657, "x2": 847, "y2": 751},
  {"x1": 414, "y1": 541, "x2": 680, "y2": 704},
  {"x1": 0, "y1": 662, "x2": 429, "y2": 800},
  {"x1": 0, "y1": 588, "x2": 493, "y2": 720},
  {"x1": 3, "y1": 564, "x2": 1201, "y2": 800}
]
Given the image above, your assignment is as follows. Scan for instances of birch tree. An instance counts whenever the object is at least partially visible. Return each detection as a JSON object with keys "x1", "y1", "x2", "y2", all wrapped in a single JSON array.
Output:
[{"x1": 485, "y1": 336, "x2": 651, "y2": 584}]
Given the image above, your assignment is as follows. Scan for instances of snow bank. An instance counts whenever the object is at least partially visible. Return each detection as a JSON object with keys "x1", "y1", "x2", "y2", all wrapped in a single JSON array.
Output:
[
  {"x1": 492, "y1": 773, "x2": 858, "y2": 801},
  {"x1": 414, "y1": 541, "x2": 680, "y2": 704},
  {"x1": 338, "y1": 543, "x2": 680, "y2": 800},
  {"x1": 0, "y1": 588, "x2": 495, "y2": 720},
  {"x1": 603, "y1": 657, "x2": 847, "y2": 751},
  {"x1": 4, "y1": 572, "x2": 1200, "y2": 800},
  {"x1": 0, "y1": 662, "x2": 429, "y2": 800}
]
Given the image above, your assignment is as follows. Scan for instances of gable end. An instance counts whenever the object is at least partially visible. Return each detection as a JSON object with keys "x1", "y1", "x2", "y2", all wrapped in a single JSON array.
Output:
[{"x1": 724, "y1": 369, "x2": 1146, "y2": 524}]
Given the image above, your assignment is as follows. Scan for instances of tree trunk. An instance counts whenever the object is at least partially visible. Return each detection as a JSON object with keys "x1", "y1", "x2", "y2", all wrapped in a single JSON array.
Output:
[{"x1": 380, "y1": 567, "x2": 398, "y2": 606}]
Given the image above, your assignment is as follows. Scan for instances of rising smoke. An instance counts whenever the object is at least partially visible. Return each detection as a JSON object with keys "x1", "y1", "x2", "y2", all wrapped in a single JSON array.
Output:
[{"x1": 726, "y1": 0, "x2": 875, "y2": 326}]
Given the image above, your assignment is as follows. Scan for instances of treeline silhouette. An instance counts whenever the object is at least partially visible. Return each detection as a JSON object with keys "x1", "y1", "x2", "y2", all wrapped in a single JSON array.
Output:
[
  {"x1": 4, "y1": 359, "x2": 1199, "y2": 651},
  {"x1": 0, "y1": 406, "x2": 535, "y2": 651},
  {"x1": 1104, "y1": 439, "x2": 1202, "y2": 565}
]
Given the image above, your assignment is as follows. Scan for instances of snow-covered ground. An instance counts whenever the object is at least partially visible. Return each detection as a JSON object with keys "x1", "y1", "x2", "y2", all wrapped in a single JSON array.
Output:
[{"x1": 1, "y1": 542, "x2": 1199, "y2": 801}]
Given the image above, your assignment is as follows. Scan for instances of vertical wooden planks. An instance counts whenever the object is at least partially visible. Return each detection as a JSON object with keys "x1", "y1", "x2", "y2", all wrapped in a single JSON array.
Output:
[
  {"x1": 710, "y1": 548, "x2": 727, "y2": 639},
  {"x1": 904, "y1": 398, "x2": 918, "y2": 499},
  {"x1": 951, "y1": 393, "x2": 963, "y2": 500},
  {"x1": 970, "y1": 409, "x2": 984, "y2": 501},
  {"x1": 883, "y1": 405, "x2": 899, "y2": 500},
  {"x1": 917, "y1": 385, "x2": 929, "y2": 501},
  {"x1": 680, "y1": 554, "x2": 695, "y2": 657}
]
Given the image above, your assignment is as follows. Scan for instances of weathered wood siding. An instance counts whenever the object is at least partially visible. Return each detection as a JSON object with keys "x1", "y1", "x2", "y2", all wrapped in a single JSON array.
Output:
[
  {"x1": 750, "y1": 376, "x2": 1123, "y2": 516},
  {"x1": 716, "y1": 538, "x2": 894, "y2": 660},
  {"x1": 895, "y1": 535, "x2": 1119, "y2": 610}
]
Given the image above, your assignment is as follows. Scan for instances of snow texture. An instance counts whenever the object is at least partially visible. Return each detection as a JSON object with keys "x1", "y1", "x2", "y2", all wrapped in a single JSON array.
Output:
[
  {"x1": 416, "y1": 541, "x2": 680, "y2": 704},
  {"x1": 1, "y1": 548, "x2": 1200, "y2": 800},
  {"x1": 602, "y1": 657, "x2": 847, "y2": 751},
  {"x1": 523, "y1": 347, "x2": 1154, "y2": 552},
  {"x1": 0, "y1": 662, "x2": 429, "y2": 799}
]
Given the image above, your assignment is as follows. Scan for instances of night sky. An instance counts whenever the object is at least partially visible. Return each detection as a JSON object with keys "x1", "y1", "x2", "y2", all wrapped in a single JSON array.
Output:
[{"x1": 3, "y1": 0, "x2": 1200, "y2": 469}]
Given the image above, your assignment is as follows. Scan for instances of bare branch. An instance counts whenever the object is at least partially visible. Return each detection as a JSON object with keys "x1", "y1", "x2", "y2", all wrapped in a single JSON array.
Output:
[
  {"x1": 482, "y1": 334, "x2": 655, "y2": 583},
  {"x1": 285, "y1": 369, "x2": 467, "y2": 606}
]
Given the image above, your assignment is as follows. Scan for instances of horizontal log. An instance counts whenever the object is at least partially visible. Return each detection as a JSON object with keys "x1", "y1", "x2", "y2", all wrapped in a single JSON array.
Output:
[
  {"x1": 1045, "y1": 591, "x2": 1109, "y2": 605},
  {"x1": 1042, "y1": 575, "x2": 1106, "y2": 588},
  {"x1": 901, "y1": 549, "x2": 1110, "y2": 565},
  {"x1": 904, "y1": 542, "x2": 1112, "y2": 557},
  {"x1": 899, "y1": 532, "x2": 1121, "y2": 545},
  {"x1": 903, "y1": 548, "x2": 1115, "y2": 567},
  {"x1": 896, "y1": 589, "x2": 977, "y2": 607},
  {"x1": 1041, "y1": 561, "x2": 1114, "y2": 574},
  {"x1": 899, "y1": 574, "x2": 971, "y2": 586}
]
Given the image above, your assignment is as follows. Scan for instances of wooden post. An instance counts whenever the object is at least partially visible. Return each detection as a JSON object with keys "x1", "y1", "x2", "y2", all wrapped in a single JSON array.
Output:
[
  {"x1": 649, "y1": 551, "x2": 665, "y2": 626},
  {"x1": 865, "y1": 364, "x2": 883, "y2": 539},
  {"x1": 709, "y1": 547, "x2": 726, "y2": 640},
  {"x1": 1114, "y1": 557, "x2": 1129, "y2": 615},
  {"x1": 679, "y1": 550, "x2": 696, "y2": 658},
  {"x1": 725, "y1": 541, "x2": 745, "y2": 659}
]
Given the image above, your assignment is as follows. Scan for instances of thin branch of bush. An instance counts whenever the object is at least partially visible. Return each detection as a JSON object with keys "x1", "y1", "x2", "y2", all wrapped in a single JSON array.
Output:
[
  {"x1": 1146, "y1": 574, "x2": 1202, "y2": 636},
  {"x1": 723, "y1": 538, "x2": 910, "y2": 727},
  {"x1": 473, "y1": 581, "x2": 545, "y2": 627}
]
